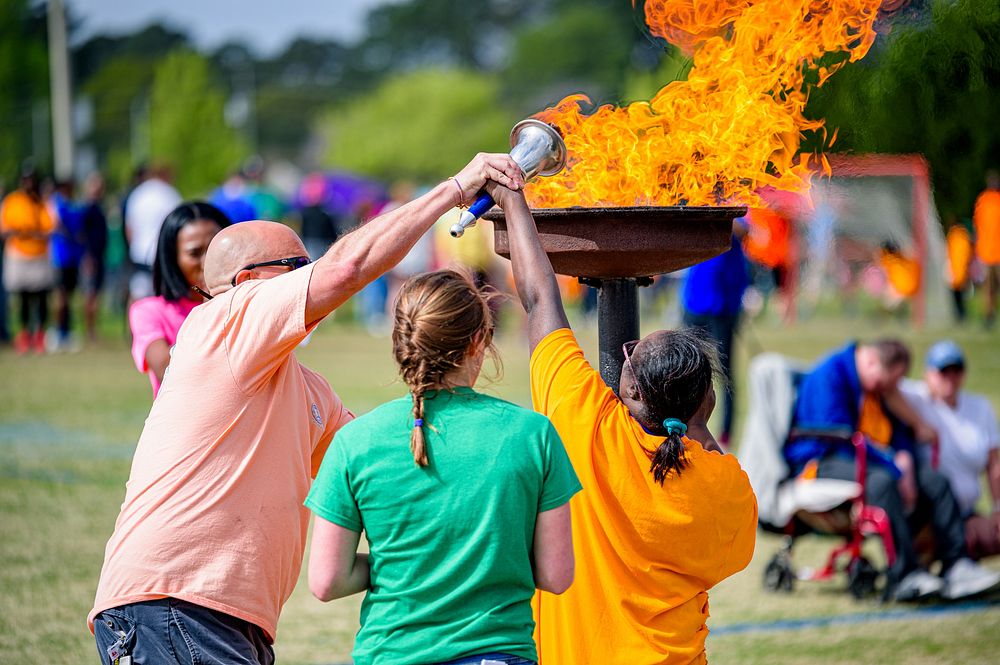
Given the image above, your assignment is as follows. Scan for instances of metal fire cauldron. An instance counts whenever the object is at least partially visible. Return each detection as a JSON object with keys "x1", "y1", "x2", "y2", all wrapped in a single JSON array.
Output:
[{"x1": 484, "y1": 205, "x2": 746, "y2": 391}]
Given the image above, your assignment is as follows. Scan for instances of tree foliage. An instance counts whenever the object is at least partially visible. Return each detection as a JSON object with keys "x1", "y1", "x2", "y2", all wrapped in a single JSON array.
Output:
[
  {"x1": 320, "y1": 69, "x2": 516, "y2": 182},
  {"x1": 148, "y1": 50, "x2": 248, "y2": 196},
  {"x1": 501, "y1": 4, "x2": 635, "y2": 113},
  {"x1": 807, "y1": 0, "x2": 1000, "y2": 219},
  {"x1": 0, "y1": 0, "x2": 49, "y2": 182}
]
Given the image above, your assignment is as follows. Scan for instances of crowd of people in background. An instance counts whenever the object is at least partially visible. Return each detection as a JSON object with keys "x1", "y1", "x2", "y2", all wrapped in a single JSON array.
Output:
[{"x1": 2, "y1": 160, "x2": 998, "y2": 363}]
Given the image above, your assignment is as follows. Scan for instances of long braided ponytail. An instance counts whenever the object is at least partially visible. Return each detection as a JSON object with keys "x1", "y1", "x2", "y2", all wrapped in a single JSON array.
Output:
[{"x1": 392, "y1": 269, "x2": 500, "y2": 467}]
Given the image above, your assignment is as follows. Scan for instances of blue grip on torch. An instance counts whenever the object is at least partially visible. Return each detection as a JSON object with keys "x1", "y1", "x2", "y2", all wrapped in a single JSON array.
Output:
[{"x1": 466, "y1": 191, "x2": 496, "y2": 220}]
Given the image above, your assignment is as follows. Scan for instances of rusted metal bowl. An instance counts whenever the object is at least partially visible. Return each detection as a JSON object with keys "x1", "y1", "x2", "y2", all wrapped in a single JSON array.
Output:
[{"x1": 483, "y1": 206, "x2": 746, "y2": 279}]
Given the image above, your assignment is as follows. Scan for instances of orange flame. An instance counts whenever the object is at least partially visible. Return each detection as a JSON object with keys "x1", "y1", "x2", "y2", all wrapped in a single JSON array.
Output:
[{"x1": 527, "y1": 0, "x2": 884, "y2": 208}]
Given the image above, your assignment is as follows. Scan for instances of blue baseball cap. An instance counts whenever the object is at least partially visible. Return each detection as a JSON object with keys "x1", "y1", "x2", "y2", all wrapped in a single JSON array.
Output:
[{"x1": 926, "y1": 340, "x2": 965, "y2": 370}]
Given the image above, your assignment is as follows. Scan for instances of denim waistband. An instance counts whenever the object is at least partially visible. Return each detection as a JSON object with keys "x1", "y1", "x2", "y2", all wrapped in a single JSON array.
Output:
[{"x1": 435, "y1": 653, "x2": 534, "y2": 665}]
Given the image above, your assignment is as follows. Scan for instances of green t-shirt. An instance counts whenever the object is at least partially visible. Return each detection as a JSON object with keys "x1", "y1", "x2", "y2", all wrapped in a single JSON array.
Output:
[{"x1": 305, "y1": 387, "x2": 581, "y2": 665}]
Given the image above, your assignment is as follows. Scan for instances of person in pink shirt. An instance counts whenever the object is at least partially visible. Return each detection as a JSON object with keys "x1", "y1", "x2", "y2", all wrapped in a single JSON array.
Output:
[
  {"x1": 89, "y1": 152, "x2": 524, "y2": 665},
  {"x1": 129, "y1": 201, "x2": 232, "y2": 395}
]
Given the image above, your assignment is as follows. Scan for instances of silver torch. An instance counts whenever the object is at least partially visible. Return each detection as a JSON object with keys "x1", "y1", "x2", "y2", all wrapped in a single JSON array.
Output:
[{"x1": 449, "y1": 119, "x2": 567, "y2": 238}]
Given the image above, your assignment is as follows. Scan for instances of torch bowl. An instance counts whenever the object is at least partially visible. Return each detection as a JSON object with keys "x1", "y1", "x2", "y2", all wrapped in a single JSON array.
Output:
[{"x1": 484, "y1": 206, "x2": 746, "y2": 279}]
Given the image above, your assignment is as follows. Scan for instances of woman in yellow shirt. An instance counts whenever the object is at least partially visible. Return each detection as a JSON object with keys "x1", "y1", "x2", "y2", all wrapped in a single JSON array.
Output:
[{"x1": 488, "y1": 180, "x2": 758, "y2": 664}]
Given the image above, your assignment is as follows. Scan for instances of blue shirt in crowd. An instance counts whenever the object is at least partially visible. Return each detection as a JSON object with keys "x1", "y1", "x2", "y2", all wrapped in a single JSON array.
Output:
[
  {"x1": 681, "y1": 233, "x2": 749, "y2": 317},
  {"x1": 784, "y1": 342, "x2": 901, "y2": 477},
  {"x1": 50, "y1": 193, "x2": 86, "y2": 269}
]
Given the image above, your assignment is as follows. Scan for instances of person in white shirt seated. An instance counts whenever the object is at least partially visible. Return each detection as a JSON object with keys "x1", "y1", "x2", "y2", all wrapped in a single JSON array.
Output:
[{"x1": 902, "y1": 340, "x2": 1000, "y2": 561}]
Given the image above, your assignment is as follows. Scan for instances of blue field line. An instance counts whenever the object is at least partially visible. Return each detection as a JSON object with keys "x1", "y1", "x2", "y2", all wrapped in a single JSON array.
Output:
[{"x1": 711, "y1": 598, "x2": 1000, "y2": 637}]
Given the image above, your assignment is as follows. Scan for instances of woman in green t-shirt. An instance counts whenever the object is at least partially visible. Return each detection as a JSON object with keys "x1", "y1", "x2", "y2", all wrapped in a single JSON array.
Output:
[{"x1": 305, "y1": 269, "x2": 582, "y2": 665}]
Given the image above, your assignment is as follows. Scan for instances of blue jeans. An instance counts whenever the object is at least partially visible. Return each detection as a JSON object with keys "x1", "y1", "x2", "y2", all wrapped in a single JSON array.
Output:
[
  {"x1": 93, "y1": 598, "x2": 274, "y2": 665},
  {"x1": 436, "y1": 654, "x2": 535, "y2": 665}
]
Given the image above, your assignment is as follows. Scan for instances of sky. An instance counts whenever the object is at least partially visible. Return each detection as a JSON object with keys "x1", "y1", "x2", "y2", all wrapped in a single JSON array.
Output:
[{"x1": 65, "y1": 0, "x2": 398, "y2": 56}]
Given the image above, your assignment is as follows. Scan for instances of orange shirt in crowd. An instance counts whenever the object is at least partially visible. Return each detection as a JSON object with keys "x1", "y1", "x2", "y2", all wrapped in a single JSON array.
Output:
[
  {"x1": 973, "y1": 190, "x2": 1000, "y2": 265},
  {"x1": 0, "y1": 190, "x2": 54, "y2": 258},
  {"x1": 879, "y1": 249, "x2": 921, "y2": 298},
  {"x1": 89, "y1": 264, "x2": 352, "y2": 642},
  {"x1": 744, "y1": 207, "x2": 790, "y2": 269},
  {"x1": 529, "y1": 329, "x2": 757, "y2": 665},
  {"x1": 946, "y1": 225, "x2": 973, "y2": 289},
  {"x1": 858, "y1": 392, "x2": 893, "y2": 449}
]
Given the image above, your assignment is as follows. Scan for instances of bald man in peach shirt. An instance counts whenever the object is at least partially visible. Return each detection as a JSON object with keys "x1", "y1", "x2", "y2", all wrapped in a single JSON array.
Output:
[{"x1": 89, "y1": 154, "x2": 524, "y2": 665}]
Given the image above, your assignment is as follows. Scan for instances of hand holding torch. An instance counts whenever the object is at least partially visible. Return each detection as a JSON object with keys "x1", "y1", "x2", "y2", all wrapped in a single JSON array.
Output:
[{"x1": 450, "y1": 119, "x2": 567, "y2": 238}]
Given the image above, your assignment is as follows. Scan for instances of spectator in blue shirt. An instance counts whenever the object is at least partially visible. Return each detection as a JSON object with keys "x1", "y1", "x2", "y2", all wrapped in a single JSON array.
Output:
[
  {"x1": 682, "y1": 223, "x2": 749, "y2": 447},
  {"x1": 50, "y1": 179, "x2": 86, "y2": 350},
  {"x1": 785, "y1": 339, "x2": 999, "y2": 601},
  {"x1": 210, "y1": 171, "x2": 257, "y2": 223}
]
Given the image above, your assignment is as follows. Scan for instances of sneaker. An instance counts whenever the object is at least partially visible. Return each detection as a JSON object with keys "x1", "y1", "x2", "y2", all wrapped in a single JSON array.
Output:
[
  {"x1": 31, "y1": 330, "x2": 46, "y2": 354},
  {"x1": 893, "y1": 569, "x2": 943, "y2": 601},
  {"x1": 942, "y1": 558, "x2": 1000, "y2": 600},
  {"x1": 13, "y1": 330, "x2": 30, "y2": 354}
]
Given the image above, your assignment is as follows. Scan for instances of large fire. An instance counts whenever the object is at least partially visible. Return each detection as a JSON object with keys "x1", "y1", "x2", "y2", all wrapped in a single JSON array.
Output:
[{"x1": 526, "y1": 0, "x2": 889, "y2": 209}]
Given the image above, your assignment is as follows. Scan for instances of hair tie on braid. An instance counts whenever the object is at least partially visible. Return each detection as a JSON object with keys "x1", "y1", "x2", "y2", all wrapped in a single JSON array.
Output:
[
  {"x1": 662, "y1": 418, "x2": 687, "y2": 436},
  {"x1": 413, "y1": 418, "x2": 423, "y2": 427}
]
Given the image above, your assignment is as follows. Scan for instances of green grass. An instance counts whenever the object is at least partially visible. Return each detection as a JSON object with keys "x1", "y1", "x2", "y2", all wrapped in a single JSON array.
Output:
[{"x1": 2, "y1": 308, "x2": 999, "y2": 664}]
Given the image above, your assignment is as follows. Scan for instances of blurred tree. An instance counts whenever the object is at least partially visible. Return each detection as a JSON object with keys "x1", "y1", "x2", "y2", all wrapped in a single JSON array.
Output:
[
  {"x1": 74, "y1": 23, "x2": 189, "y2": 84},
  {"x1": 501, "y1": 4, "x2": 634, "y2": 112},
  {"x1": 319, "y1": 69, "x2": 515, "y2": 181},
  {"x1": 148, "y1": 50, "x2": 248, "y2": 195},
  {"x1": 0, "y1": 0, "x2": 49, "y2": 182},
  {"x1": 357, "y1": 0, "x2": 540, "y2": 72},
  {"x1": 75, "y1": 24, "x2": 192, "y2": 188},
  {"x1": 219, "y1": 38, "x2": 353, "y2": 158},
  {"x1": 807, "y1": 0, "x2": 1000, "y2": 220},
  {"x1": 81, "y1": 57, "x2": 157, "y2": 177}
]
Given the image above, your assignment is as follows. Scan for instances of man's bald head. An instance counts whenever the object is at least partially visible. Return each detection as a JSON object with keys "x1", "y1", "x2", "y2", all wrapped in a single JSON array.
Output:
[{"x1": 205, "y1": 221, "x2": 308, "y2": 295}]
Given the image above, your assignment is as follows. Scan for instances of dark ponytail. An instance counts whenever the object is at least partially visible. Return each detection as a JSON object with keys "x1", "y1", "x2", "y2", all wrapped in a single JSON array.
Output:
[{"x1": 631, "y1": 329, "x2": 721, "y2": 484}]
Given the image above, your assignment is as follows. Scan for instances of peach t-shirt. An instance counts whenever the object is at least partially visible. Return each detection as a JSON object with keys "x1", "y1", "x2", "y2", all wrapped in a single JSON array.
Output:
[
  {"x1": 90, "y1": 264, "x2": 352, "y2": 641},
  {"x1": 530, "y1": 329, "x2": 757, "y2": 665}
]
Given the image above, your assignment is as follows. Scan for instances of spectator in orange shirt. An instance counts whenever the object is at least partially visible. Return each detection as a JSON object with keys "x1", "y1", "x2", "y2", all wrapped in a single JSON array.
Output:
[
  {"x1": 973, "y1": 170, "x2": 1000, "y2": 327},
  {"x1": 492, "y1": 180, "x2": 757, "y2": 665},
  {"x1": 744, "y1": 206, "x2": 793, "y2": 320},
  {"x1": 944, "y1": 216, "x2": 973, "y2": 323},
  {"x1": 0, "y1": 164, "x2": 54, "y2": 354}
]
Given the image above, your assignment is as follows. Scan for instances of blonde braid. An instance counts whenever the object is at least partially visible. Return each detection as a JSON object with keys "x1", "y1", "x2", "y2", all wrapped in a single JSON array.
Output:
[{"x1": 410, "y1": 390, "x2": 428, "y2": 467}]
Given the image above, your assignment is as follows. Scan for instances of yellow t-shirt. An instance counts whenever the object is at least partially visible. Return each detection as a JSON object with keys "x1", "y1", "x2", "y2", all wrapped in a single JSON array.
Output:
[
  {"x1": 0, "y1": 190, "x2": 54, "y2": 258},
  {"x1": 529, "y1": 329, "x2": 758, "y2": 665},
  {"x1": 89, "y1": 264, "x2": 353, "y2": 641}
]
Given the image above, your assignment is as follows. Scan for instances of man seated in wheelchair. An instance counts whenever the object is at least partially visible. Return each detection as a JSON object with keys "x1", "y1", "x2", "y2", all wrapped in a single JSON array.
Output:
[{"x1": 783, "y1": 338, "x2": 1000, "y2": 601}]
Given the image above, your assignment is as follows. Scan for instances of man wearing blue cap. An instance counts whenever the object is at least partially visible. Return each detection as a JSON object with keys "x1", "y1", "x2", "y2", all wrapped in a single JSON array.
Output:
[
  {"x1": 902, "y1": 340, "x2": 1000, "y2": 562},
  {"x1": 785, "y1": 338, "x2": 1000, "y2": 601}
]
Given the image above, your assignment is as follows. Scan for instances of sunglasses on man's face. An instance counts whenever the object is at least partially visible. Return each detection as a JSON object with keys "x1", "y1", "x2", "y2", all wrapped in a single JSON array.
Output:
[{"x1": 230, "y1": 256, "x2": 311, "y2": 287}]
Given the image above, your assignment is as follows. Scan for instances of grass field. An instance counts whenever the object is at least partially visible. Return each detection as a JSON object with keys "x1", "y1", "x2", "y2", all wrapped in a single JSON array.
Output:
[{"x1": 2, "y1": 306, "x2": 999, "y2": 664}]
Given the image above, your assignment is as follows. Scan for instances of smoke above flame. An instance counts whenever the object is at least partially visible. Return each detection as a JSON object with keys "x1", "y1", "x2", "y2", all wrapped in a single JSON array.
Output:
[{"x1": 526, "y1": 0, "x2": 890, "y2": 208}]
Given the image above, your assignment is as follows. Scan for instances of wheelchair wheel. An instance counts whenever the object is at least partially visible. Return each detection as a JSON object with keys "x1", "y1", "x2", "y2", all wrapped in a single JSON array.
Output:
[
  {"x1": 764, "y1": 553, "x2": 795, "y2": 592},
  {"x1": 847, "y1": 557, "x2": 879, "y2": 599}
]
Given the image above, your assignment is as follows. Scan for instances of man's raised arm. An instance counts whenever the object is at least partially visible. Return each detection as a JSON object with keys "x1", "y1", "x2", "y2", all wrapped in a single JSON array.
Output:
[
  {"x1": 487, "y1": 183, "x2": 569, "y2": 353},
  {"x1": 305, "y1": 153, "x2": 524, "y2": 325}
]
